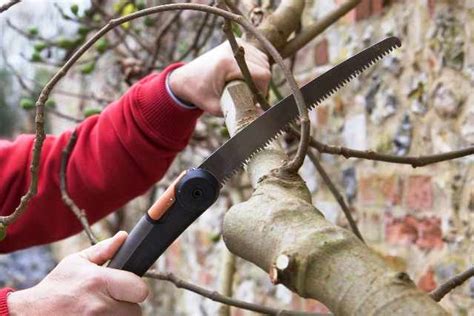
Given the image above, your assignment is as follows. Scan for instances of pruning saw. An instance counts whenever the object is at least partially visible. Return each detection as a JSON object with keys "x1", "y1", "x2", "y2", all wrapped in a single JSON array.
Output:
[{"x1": 108, "y1": 36, "x2": 401, "y2": 276}]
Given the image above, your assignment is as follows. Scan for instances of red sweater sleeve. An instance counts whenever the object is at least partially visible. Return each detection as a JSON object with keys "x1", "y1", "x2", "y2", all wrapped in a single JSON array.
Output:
[{"x1": 0, "y1": 64, "x2": 202, "y2": 253}]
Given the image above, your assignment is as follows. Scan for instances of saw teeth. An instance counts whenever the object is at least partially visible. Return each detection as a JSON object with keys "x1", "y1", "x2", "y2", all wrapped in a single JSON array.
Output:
[{"x1": 209, "y1": 38, "x2": 401, "y2": 185}]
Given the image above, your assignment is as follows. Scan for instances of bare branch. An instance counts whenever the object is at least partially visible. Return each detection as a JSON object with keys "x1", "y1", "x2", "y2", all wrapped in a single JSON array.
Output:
[
  {"x1": 145, "y1": 270, "x2": 327, "y2": 316},
  {"x1": 430, "y1": 266, "x2": 474, "y2": 302},
  {"x1": 281, "y1": 0, "x2": 361, "y2": 58},
  {"x1": 307, "y1": 150, "x2": 364, "y2": 242},
  {"x1": 223, "y1": 18, "x2": 270, "y2": 110},
  {"x1": 0, "y1": 0, "x2": 20, "y2": 13},
  {"x1": 309, "y1": 139, "x2": 474, "y2": 168},
  {"x1": 60, "y1": 131, "x2": 98, "y2": 245}
]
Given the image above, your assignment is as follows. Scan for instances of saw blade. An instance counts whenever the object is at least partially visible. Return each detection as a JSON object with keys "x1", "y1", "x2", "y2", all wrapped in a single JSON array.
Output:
[{"x1": 199, "y1": 36, "x2": 401, "y2": 185}]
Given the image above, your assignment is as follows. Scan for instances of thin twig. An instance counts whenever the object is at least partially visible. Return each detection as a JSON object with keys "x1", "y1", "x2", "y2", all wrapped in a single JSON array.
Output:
[
  {"x1": 0, "y1": 0, "x2": 20, "y2": 13},
  {"x1": 145, "y1": 270, "x2": 327, "y2": 316},
  {"x1": 1, "y1": 3, "x2": 307, "y2": 227},
  {"x1": 430, "y1": 266, "x2": 474, "y2": 302},
  {"x1": 307, "y1": 150, "x2": 364, "y2": 242},
  {"x1": 309, "y1": 139, "x2": 474, "y2": 167},
  {"x1": 281, "y1": 0, "x2": 361, "y2": 58},
  {"x1": 223, "y1": 18, "x2": 270, "y2": 110},
  {"x1": 59, "y1": 131, "x2": 98, "y2": 245}
]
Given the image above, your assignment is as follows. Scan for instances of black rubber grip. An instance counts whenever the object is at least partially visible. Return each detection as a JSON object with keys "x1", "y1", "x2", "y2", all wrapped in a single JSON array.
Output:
[{"x1": 108, "y1": 168, "x2": 220, "y2": 276}]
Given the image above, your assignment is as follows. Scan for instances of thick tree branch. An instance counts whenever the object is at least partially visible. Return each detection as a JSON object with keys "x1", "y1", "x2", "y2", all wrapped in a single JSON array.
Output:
[
  {"x1": 220, "y1": 41, "x2": 447, "y2": 315},
  {"x1": 281, "y1": 0, "x2": 361, "y2": 58},
  {"x1": 145, "y1": 270, "x2": 325, "y2": 315},
  {"x1": 430, "y1": 266, "x2": 474, "y2": 302}
]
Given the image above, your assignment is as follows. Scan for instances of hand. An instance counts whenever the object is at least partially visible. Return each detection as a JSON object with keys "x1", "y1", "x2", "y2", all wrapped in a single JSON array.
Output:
[
  {"x1": 169, "y1": 40, "x2": 271, "y2": 116},
  {"x1": 7, "y1": 232, "x2": 149, "y2": 316}
]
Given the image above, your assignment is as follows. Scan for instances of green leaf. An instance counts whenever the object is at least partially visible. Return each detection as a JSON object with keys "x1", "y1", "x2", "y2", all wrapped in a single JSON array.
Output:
[
  {"x1": 56, "y1": 37, "x2": 77, "y2": 49},
  {"x1": 144, "y1": 17, "x2": 154, "y2": 27},
  {"x1": 78, "y1": 26, "x2": 90, "y2": 37},
  {"x1": 136, "y1": 1, "x2": 146, "y2": 10},
  {"x1": 31, "y1": 51, "x2": 42, "y2": 62},
  {"x1": 95, "y1": 38, "x2": 108, "y2": 54},
  {"x1": 0, "y1": 223, "x2": 6, "y2": 241},
  {"x1": 83, "y1": 107, "x2": 102, "y2": 117},
  {"x1": 34, "y1": 41, "x2": 47, "y2": 52},
  {"x1": 70, "y1": 3, "x2": 79, "y2": 16},
  {"x1": 20, "y1": 98, "x2": 35, "y2": 110},
  {"x1": 28, "y1": 27, "x2": 39, "y2": 37},
  {"x1": 45, "y1": 99, "x2": 56, "y2": 108},
  {"x1": 231, "y1": 22, "x2": 242, "y2": 37},
  {"x1": 80, "y1": 62, "x2": 96, "y2": 75}
]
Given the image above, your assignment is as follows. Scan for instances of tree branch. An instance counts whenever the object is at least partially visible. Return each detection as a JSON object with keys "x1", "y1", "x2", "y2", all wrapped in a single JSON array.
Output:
[
  {"x1": 430, "y1": 266, "x2": 474, "y2": 302},
  {"x1": 309, "y1": 139, "x2": 474, "y2": 167},
  {"x1": 281, "y1": 0, "x2": 361, "y2": 58},
  {"x1": 306, "y1": 150, "x2": 364, "y2": 242},
  {"x1": 145, "y1": 270, "x2": 326, "y2": 316},
  {"x1": 0, "y1": 0, "x2": 20, "y2": 13},
  {"x1": 60, "y1": 131, "x2": 98, "y2": 245},
  {"x1": 222, "y1": 18, "x2": 270, "y2": 110}
]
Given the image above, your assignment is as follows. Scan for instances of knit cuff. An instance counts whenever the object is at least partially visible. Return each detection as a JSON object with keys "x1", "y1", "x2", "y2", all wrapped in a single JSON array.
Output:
[
  {"x1": 0, "y1": 288, "x2": 15, "y2": 316},
  {"x1": 134, "y1": 63, "x2": 203, "y2": 147}
]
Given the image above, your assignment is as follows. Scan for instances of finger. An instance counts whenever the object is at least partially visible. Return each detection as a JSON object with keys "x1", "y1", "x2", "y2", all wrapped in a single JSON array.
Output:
[
  {"x1": 79, "y1": 231, "x2": 128, "y2": 265},
  {"x1": 246, "y1": 63, "x2": 272, "y2": 93},
  {"x1": 101, "y1": 267, "x2": 149, "y2": 303}
]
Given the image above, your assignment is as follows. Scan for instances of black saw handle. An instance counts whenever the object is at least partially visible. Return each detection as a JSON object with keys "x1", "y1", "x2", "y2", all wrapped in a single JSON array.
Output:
[{"x1": 108, "y1": 168, "x2": 220, "y2": 276}]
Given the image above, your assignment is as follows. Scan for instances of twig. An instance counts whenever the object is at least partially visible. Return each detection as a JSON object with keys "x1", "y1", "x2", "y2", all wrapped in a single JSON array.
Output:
[
  {"x1": 281, "y1": 0, "x2": 361, "y2": 58},
  {"x1": 0, "y1": 0, "x2": 20, "y2": 13},
  {"x1": 145, "y1": 270, "x2": 327, "y2": 315},
  {"x1": 222, "y1": 18, "x2": 270, "y2": 110},
  {"x1": 430, "y1": 266, "x2": 474, "y2": 302},
  {"x1": 147, "y1": 10, "x2": 182, "y2": 72},
  {"x1": 59, "y1": 131, "x2": 98, "y2": 245},
  {"x1": 309, "y1": 139, "x2": 474, "y2": 168},
  {"x1": 307, "y1": 150, "x2": 364, "y2": 242},
  {"x1": 1, "y1": 3, "x2": 308, "y2": 227}
]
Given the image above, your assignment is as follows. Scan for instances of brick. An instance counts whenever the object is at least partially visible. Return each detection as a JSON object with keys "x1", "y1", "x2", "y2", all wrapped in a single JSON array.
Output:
[
  {"x1": 418, "y1": 267, "x2": 437, "y2": 292},
  {"x1": 416, "y1": 217, "x2": 443, "y2": 249},
  {"x1": 358, "y1": 174, "x2": 402, "y2": 206},
  {"x1": 406, "y1": 175, "x2": 433, "y2": 210},
  {"x1": 316, "y1": 105, "x2": 329, "y2": 126},
  {"x1": 314, "y1": 38, "x2": 329, "y2": 66},
  {"x1": 371, "y1": 0, "x2": 384, "y2": 15},
  {"x1": 355, "y1": 0, "x2": 372, "y2": 21},
  {"x1": 385, "y1": 214, "x2": 418, "y2": 245},
  {"x1": 385, "y1": 214, "x2": 443, "y2": 250}
]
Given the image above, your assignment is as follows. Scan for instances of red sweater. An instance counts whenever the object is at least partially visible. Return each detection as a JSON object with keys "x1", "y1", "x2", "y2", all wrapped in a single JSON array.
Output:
[{"x1": 0, "y1": 64, "x2": 202, "y2": 315}]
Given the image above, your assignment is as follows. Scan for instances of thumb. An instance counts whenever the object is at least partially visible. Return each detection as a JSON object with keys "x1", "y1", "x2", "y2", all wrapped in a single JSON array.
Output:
[{"x1": 79, "y1": 231, "x2": 128, "y2": 265}]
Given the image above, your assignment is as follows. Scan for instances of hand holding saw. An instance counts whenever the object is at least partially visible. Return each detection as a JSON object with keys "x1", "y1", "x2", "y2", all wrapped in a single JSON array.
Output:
[{"x1": 108, "y1": 37, "x2": 401, "y2": 276}]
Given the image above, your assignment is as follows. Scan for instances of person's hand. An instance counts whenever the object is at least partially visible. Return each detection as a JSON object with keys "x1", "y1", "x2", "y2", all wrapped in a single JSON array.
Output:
[
  {"x1": 169, "y1": 40, "x2": 271, "y2": 116},
  {"x1": 7, "y1": 232, "x2": 149, "y2": 316}
]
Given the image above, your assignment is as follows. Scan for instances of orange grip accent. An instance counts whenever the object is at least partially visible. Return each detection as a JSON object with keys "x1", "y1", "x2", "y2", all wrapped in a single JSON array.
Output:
[{"x1": 147, "y1": 171, "x2": 186, "y2": 221}]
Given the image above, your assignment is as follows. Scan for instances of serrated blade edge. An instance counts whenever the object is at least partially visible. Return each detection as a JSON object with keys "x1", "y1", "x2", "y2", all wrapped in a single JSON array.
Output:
[{"x1": 199, "y1": 37, "x2": 401, "y2": 185}]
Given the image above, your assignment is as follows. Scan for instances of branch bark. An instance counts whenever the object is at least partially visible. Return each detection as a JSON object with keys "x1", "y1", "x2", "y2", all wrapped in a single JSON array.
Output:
[
  {"x1": 430, "y1": 266, "x2": 474, "y2": 302},
  {"x1": 0, "y1": 0, "x2": 20, "y2": 13},
  {"x1": 219, "y1": 32, "x2": 447, "y2": 316}
]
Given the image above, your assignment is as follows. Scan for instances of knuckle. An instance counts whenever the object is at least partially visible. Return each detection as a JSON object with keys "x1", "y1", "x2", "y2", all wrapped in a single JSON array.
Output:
[{"x1": 84, "y1": 273, "x2": 105, "y2": 291}]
